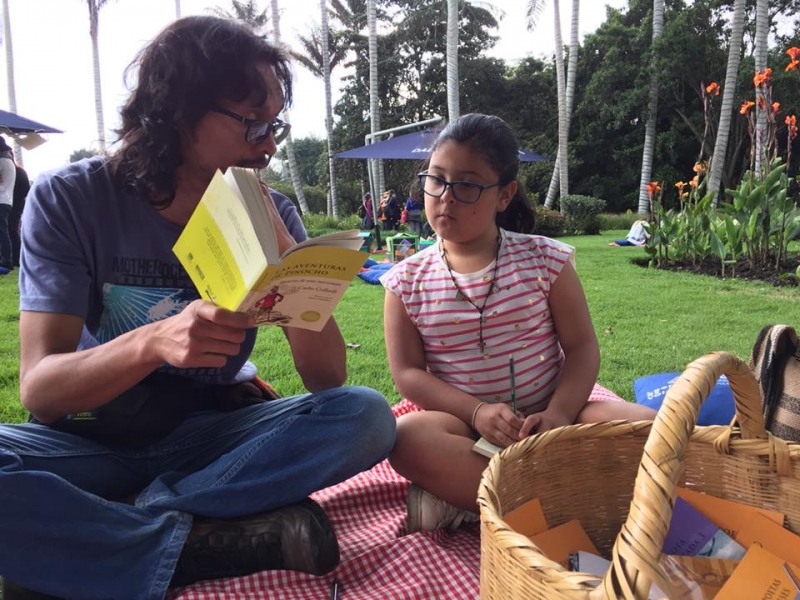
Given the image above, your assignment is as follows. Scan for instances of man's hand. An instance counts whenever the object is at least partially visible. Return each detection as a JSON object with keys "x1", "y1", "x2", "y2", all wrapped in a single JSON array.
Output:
[
  {"x1": 150, "y1": 299, "x2": 253, "y2": 369},
  {"x1": 473, "y1": 402, "x2": 526, "y2": 448},
  {"x1": 519, "y1": 407, "x2": 573, "y2": 438}
]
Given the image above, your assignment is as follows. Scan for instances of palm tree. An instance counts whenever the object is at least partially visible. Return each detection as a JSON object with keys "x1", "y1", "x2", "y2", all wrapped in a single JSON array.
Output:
[
  {"x1": 319, "y1": 0, "x2": 340, "y2": 216},
  {"x1": 446, "y1": 0, "x2": 460, "y2": 121},
  {"x1": 636, "y1": 0, "x2": 665, "y2": 214},
  {"x1": 754, "y1": 0, "x2": 769, "y2": 176},
  {"x1": 707, "y1": 0, "x2": 746, "y2": 205},
  {"x1": 528, "y1": 0, "x2": 568, "y2": 208},
  {"x1": 2, "y1": 0, "x2": 21, "y2": 165},
  {"x1": 543, "y1": 0, "x2": 579, "y2": 209},
  {"x1": 85, "y1": 0, "x2": 114, "y2": 153},
  {"x1": 366, "y1": 0, "x2": 385, "y2": 211},
  {"x1": 210, "y1": 0, "x2": 268, "y2": 32},
  {"x1": 175, "y1": 0, "x2": 181, "y2": 18},
  {"x1": 271, "y1": 0, "x2": 310, "y2": 215}
]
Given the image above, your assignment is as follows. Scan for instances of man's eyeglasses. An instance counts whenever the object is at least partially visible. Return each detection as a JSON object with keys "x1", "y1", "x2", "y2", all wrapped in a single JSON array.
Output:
[
  {"x1": 211, "y1": 106, "x2": 291, "y2": 146},
  {"x1": 417, "y1": 172, "x2": 502, "y2": 204}
]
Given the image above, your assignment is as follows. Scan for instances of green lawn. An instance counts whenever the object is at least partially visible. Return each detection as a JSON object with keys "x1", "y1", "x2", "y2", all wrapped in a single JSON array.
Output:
[{"x1": 0, "y1": 230, "x2": 797, "y2": 424}]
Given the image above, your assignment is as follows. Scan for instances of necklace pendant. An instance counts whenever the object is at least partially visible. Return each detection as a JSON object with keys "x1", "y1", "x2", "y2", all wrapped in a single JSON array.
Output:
[
  {"x1": 478, "y1": 340, "x2": 485, "y2": 353},
  {"x1": 491, "y1": 283, "x2": 500, "y2": 294},
  {"x1": 455, "y1": 290, "x2": 465, "y2": 302}
]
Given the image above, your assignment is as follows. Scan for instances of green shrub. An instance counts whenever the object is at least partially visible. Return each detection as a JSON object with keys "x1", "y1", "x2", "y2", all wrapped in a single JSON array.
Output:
[
  {"x1": 598, "y1": 212, "x2": 640, "y2": 231},
  {"x1": 533, "y1": 206, "x2": 565, "y2": 237},
  {"x1": 560, "y1": 194, "x2": 606, "y2": 234}
]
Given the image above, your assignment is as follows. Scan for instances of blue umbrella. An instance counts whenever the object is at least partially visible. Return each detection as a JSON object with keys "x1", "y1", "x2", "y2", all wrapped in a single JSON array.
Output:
[
  {"x1": 0, "y1": 109, "x2": 62, "y2": 134},
  {"x1": 334, "y1": 129, "x2": 547, "y2": 162}
]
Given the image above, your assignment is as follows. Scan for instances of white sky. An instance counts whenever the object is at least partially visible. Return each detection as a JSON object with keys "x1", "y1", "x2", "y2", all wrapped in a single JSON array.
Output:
[{"x1": 1, "y1": 0, "x2": 627, "y2": 178}]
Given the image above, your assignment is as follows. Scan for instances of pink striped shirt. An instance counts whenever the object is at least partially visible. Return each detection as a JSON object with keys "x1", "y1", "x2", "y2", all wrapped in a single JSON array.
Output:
[{"x1": 381, "y1": 230, "x2": 575, "y2": 415}]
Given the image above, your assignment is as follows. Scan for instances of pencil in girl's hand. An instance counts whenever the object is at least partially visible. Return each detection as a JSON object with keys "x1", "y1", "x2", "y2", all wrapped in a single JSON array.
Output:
[{"x1": 509, "y1": 356, "x2": 517, "y2": 415}]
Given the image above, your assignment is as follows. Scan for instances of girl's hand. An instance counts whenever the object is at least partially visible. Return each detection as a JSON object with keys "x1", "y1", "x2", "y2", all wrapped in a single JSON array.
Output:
[
  {"x1": 519, "y1": 407, "x2": 572, "y2": 438},
  {"x1": 474, "y1": 402, "x2": 525, "y2": 448}
]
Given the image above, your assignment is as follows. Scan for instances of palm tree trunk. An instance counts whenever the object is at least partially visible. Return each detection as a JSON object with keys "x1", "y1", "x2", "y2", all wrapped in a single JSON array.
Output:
[
  {"x1": 544, "y1": 0, "x2": 578, "y2": 209},
  {"x1": 271, "y1": 0, "x2": 310, "y2": 214},
  {"x1": 637, "y1": 0, "x2": 665, "y2": 214},
  {"x1": 319, "y1": 0, "x2": 339, "y2": 216},
  {"x1": 754, "y1": 0, "x2": 769, "y2": 176},
  {"x1": 708, "y1": 0, "x2": 746, "y2": 205},
  {"x1": 88, "y1": 1, "x2": 106, "y2": 153},
  {"x1": 446, "y1": 0, "x2": 460, "y2": 121},
  {"x1": 367, "y1": 0, "x2": 383, "y2": 228},
  {"x1": 2, "y1": 0, "x2": 21, "y2": 165},
  {"x1": 553, "y1": 0, "x2": 568, "y2": 202}
]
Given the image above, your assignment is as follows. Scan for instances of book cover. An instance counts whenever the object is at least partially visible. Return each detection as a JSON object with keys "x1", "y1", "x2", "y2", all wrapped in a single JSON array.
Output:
[
  {"x1": 173, "y1": 169, "x2": 366, "y2": 331},
  {"x1": 736, "y1": 512, "x2": 800, "y2": 567},
  {"x1": 662, "y1": 497, "x2": 746, "y2": 559},
  {"x1": 568, "y1": 551, "x2": 666, "y2": 599},
  {"x1": 715, "y1": 545, "x2": 800, "y2": 600},
  {"x1": 471, "y1": 436, "x2": 501, "y2": 458},
  {"x1": 530, "y1": 519, "x2": 599, "y2": 568},
  {"x1": 502, "y1": 498, "x2": 548, "y2": 537},
  {"x1": 677, "y1": 487, "x2": 785, "y2": 540},
  {"x1": 658, "y1": 555, "x2": 740, "y2": 599}
]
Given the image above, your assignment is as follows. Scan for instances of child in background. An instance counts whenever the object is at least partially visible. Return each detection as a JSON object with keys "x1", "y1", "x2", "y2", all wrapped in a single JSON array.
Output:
[
  {"x1": 381, "y1": 114, "x2": 656, "y2": 533},
  {"x1": 609, "y1": 219, "x2": 650, "y2": 246}
]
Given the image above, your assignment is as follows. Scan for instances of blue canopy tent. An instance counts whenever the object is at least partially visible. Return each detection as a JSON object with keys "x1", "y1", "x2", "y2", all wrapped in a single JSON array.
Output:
[
  {"x1": 334, "y1": 129, "x2": 547, "y2": 162},
  {"x1": 0, "y1": 109, "x2": 62, "y2": 134},
  {"x1": 0, "y1": 109, "x2": 63, "y2": 151}
]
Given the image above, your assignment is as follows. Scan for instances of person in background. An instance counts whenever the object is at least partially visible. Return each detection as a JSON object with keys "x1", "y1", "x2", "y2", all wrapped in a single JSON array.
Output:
[
  {"x1": 404, "y1": 188, "x2": 424, "y2": 235},
  {"x1": 360, "y1": 192, "x2": 374, "y2": 230},
  {"x1": 10, "y1": 158, "x2": 31, "y2": 267},
  {"x1": 608, "y1": 219, "x2": 650, "y2": 247},
  {"x1": 385, "y1": 189, "x2": 401, "y2": 231},
  {"x1": 0, "y1": 16, "x2": 395, "y2": 599},
  {"x1": 0, "y1": 136, "x2": 16, "y2": 274},
  {"x1": 381, "y1": 114, "x2": 655, "y2": 533}
]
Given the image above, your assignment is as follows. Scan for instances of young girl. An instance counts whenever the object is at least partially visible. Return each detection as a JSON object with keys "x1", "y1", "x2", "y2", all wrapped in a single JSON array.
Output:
[{"x1": 381, "y1": 114, "x2": 656, "y2": 533}]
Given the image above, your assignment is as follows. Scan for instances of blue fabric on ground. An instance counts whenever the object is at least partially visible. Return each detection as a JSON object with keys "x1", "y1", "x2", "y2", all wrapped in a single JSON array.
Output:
[
  {"x1": 363, "y1": 257, "x2": 378, "y2": 268},
  {"x1": 358, "y1": 262, "x2": 392, "y2": 285},
  {"x1": 633, "y1": 372, "x2": 735, "y2": 426}
]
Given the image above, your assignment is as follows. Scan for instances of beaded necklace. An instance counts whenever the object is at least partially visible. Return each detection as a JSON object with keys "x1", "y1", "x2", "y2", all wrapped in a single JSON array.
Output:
[{"x1": 441, "y1": 233, "x2": 502, "y2": 354}]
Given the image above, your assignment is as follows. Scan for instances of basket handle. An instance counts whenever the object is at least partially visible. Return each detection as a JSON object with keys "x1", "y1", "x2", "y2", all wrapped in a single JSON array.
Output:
[{"x1": 597, "y1": 351, "x2": 765, "y2": 599}]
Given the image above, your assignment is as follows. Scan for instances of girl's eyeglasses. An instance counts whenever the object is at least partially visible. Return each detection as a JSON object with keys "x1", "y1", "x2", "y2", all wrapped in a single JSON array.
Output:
[
  {"x1": 211, "y1": 106, "x2": 291, "y2": 146},
  {"x1": 417, "y1": 172, "x2": 501, "y2": 204}
]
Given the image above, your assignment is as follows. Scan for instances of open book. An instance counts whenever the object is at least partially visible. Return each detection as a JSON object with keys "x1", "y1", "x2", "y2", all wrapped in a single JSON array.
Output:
[{"x1": 173, "y1": 168, "x2": 366, "y2": 331}]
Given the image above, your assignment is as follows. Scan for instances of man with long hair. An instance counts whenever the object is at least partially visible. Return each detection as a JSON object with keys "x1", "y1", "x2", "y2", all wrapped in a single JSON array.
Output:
[{"x1": 1, "y1": 16, "x2": 395, "y2": 599}]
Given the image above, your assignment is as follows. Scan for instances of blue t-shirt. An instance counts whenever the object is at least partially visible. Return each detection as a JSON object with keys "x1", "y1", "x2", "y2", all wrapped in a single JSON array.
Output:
[{"x1": 20, "y1": 157, "x2": 307, "y2": 385}]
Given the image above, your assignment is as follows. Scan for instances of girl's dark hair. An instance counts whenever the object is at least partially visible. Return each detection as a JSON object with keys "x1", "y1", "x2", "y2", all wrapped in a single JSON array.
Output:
[
  {"x1": 430, "y1": 113, "x2": 535, "y2": 234},
  {"x1": 110, "y1": 16, "x2": 293, "y2": 207}
]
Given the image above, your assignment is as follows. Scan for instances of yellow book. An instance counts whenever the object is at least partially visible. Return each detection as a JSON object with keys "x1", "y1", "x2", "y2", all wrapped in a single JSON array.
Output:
[
  {"x1": 715, "y1": 545, "x2": 800, "y2": 600},
  {"x1": 736, "y1": 512, "x2": 800, "y2": 567},
  {"x1": 502, "y1": 498, "x2": 548, "y2": 537},
  {"x1": 173, "y1": 169, "x2": 366, "y2": 331},
  {"x1": 530, "y1": 520, "x2": 599, "y2": 568},
  {"x1": 677, "y1": 487, "x2": 785, "y2": 540}
]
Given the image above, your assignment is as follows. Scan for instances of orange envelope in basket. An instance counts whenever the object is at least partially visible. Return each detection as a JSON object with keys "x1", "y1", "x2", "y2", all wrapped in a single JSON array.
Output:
[
  {"x1": 715, "y1": 545, "x2": 800, "y2": 600},
  {"x1": 531, "y1": 520, "x2": 599, "y2": 569},
  {"x1": 502, "y1": 498, "x2": 548, "y2": 537},
  {"x1": 735, "y1": 513, "x2": 800, "y2": 566},
  {"x1": 677, "y1": 487, "x2": 785, "y2": 540}
]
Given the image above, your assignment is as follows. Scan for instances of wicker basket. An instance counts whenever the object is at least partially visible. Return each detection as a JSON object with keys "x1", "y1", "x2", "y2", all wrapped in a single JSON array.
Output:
[{"x1": 477, "y1": 352, "x2": 800, "y2": 600}]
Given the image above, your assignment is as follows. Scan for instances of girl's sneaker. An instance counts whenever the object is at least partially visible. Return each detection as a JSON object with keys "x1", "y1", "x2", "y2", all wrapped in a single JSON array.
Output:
[{"x1": 405, "y1": 484, "x2": 479, "y2": 533}]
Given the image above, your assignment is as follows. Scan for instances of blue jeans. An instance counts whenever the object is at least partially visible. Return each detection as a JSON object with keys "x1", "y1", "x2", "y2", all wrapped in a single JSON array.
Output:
[{"x1": 0, "y1": 386, "x2": 395, "y2": 599}]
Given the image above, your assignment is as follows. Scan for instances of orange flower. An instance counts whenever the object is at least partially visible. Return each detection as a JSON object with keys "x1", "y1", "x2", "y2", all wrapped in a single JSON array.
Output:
[
  {"x1": 787, "y1": 47, "x2": 800, "y2": 61},
  {"x1": 689, "y1": 175, "x2": 699, "y2": 189},
  {"x1": 675, "y1": 181, "x2": 687, "y2": 191},
  {"x1": 693, "y1": 162, "x2": 707, "y2": 174},
  {"x1": 646, "y1": 181, "x2": 661, "y2": 198},
  {"x1": 740, "y1": 101, "x2": 755, "y2": 115},
  {"x1": 773, "y1": 102, "x2": 781, "y2": 114},
  {"x1": 786, "y1": 59, "x2": 799, "y2": 72},
  {"x1": 786, "y1": 115, "x2": 798, "y2": 140},
  {"x1": 705, "y1": 82, "x2": 720, "y2": 96},
  {"x1": 757, "y1": 96, "x2": 767, "y2": 109},
  {"x1": 753, "y1": 68, "x2": 773, "y2": 87}
]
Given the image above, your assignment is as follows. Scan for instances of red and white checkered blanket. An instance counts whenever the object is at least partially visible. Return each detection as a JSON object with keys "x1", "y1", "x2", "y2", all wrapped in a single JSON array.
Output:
[{"x1": 171, "y1": 385, "x2": 623, "y2": 599}]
